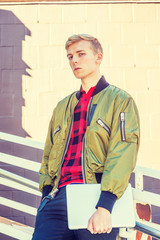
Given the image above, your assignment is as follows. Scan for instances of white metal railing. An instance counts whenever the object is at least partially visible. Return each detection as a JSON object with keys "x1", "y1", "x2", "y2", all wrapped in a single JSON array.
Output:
[
  {"x1": 0, "y1": 131, "x2": 44, "y2": 150},
  {"x1": 133, "y1": 166, "x2": 160, "y2": 207},
  {"x1": 0, "y1": 131, "x2": 160, "y2": 239},
  {"x1": 0, "y1": 217, "x2": 34, "y2": 240},
  {"x1": 0, "y1": 0, "x2": 160, "y2": 6},
  {"x1": 0, "y1": 132, "x2": 42, "y2": 239},
  {"x1": 0, "y1": 152, "x2": 40, "y2": 172},
  {"x1": 118, "y1": 165, "x2": 160, "y2": 239},
  {"x1": 0, "y1": 168, "x2": 40, "y2": 193},
  {"x1": 136, "y1": 221, "x2": 160, "y2": 239}
]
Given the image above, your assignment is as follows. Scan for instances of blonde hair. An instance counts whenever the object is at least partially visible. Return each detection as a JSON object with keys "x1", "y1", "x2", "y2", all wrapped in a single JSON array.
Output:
[{"x1": 65, "y1": 34, "x2": 103, "y2": 54}]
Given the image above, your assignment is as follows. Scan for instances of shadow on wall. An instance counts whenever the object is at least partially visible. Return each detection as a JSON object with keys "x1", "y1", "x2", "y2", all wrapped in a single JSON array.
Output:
[
  {"x1": 0, "y1": 10, "x2": 42, "y2": 240},
  {"x1": 0, "y1": 9, "x2": 31, "y2": 137}
]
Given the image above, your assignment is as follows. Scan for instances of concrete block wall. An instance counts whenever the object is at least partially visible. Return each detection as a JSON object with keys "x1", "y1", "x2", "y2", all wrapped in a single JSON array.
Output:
[{"x1": 0, "y1": 2, "x2": 160, "y2": 239}]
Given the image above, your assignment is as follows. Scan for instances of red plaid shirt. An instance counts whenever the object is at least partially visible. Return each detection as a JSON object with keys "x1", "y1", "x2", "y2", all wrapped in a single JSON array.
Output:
[{"x1": 58, "y1": 86, "x2": 96, "y2": 188}]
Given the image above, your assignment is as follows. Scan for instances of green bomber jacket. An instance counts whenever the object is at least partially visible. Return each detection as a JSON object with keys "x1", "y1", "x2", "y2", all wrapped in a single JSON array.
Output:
[{"x1": 39, "y1": 76, "x2": 140, "y2": 210}]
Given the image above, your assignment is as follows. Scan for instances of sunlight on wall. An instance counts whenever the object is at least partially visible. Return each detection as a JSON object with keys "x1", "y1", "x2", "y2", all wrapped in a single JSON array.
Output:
[{"x1": 1, "y1": 3, "x2": 160, "y2": 169}]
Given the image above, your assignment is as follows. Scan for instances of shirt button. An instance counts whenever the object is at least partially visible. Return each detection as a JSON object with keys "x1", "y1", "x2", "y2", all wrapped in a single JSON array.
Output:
[{"x1": 85, "y1": 99, "x2": 87, "y2": 101}]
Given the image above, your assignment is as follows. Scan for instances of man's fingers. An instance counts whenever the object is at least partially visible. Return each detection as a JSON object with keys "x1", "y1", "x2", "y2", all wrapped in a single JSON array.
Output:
[
  {"x1": 88, "y1": 225, "x2": 112, "y2": 235},
  {"x1": 95, "y1": 225, "x2": 112, "y2": 234},
  {"x1": 87, "y1": 218, "x2": 94, "y2": 234},
  {"x1": 87, "y1": 209, "x2": 112, "y2": 235},
  {"x1": 106, "y1": 226, "x2": 112, "y2": 234}
]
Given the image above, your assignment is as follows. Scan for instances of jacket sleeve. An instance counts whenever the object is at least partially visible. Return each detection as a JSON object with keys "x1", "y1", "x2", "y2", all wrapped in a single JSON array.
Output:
[
  {"x1": 38, "y1": 112, "x2": 55, "y2": 193},
  {"x1": 97, "y1": 96, "x2": 140, "y2": 212}
]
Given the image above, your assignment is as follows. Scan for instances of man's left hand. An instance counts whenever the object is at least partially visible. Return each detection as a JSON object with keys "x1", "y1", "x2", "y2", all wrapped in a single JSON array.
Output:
[{"x1": 87, "y1": 207, "x2": 112, "y2": 234}]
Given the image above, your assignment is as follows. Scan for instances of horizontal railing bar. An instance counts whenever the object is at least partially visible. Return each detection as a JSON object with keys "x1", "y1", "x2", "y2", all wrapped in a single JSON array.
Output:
[
  {"x1": 0, "y1": 132, "x2": 44, "y2": 150},
  {"x1": 0, "y1": 177, "x2": 41, "y2": 196},
  {"x1": 0, "y1": 168, "x2": 39, "y2": 191},
  {"x1": 133, "y1": 188, "x2": 160, "y2": 207},
  {"x1": 134, "y1": 166, "x2": 160, "y2": 180},
  {"x1": 0, "y1": 217, "x2": 33, "y2": 240},
  {"x1": 0, "y1": 197, "x2": 37, "y2": 216},
  {"x1": 0, "y1": 224, "x2": 32, "y2": 239},
  {"x1": 0, "y1": 153, "x2": 41, "y2": 172},
  {"x1": 135, "y1": 221, "x2": 160, "y2": 239},
  {"x1": 0, "y1": 0, "x2": 160, "y2": 5}
]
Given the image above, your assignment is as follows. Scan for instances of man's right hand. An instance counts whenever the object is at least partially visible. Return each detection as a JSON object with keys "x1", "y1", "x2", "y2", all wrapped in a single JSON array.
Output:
[{"x1": 87, "y1": 207, "x2": 112, "y2": 234}]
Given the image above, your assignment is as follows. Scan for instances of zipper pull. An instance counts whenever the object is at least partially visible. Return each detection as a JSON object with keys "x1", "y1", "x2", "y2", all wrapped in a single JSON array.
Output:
[
  {"x1": 97, "y1": 119, "x2": 104, "y2": 127},
  {"x1": 50, "y1": 188, "x2": 59, "y2": 199},
  {"x1": 120, "y1": 112, "x2": 125, "y2": 122},
  {"x1": 52, "y1": 126, "x2": 61, "y2": 144}
]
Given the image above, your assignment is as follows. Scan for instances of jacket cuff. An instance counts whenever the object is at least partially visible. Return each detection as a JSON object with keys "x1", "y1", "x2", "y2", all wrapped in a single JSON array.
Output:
[
  {"x1": 42, "y1": 185, "x2": 53, "y2": 199},
  {"x1": 96, "y1": 191, "x2": 117, "y2": 213}
]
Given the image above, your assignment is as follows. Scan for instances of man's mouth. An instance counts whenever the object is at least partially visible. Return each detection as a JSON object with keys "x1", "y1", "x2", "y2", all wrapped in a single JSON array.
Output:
[{"x1": 74, "y1": 67, "x2": 81, "y2": 71}]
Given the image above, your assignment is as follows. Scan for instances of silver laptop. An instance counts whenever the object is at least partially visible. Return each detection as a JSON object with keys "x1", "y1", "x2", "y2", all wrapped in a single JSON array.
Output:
[{"x1": 66, "y1": 183, "x2": 135, "y2": 229}]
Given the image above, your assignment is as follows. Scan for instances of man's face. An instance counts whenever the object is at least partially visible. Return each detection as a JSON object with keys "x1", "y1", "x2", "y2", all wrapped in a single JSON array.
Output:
[{"x1": 67, "y1": 40, "x2": 101, "y2": 80}]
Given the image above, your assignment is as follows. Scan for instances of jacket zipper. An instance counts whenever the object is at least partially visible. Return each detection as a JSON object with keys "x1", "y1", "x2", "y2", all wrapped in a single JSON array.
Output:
[
  {"x1": 96, "y1": 119, "x2": 111, "y2": 136},
  {"x1": 52, "y1": 97, "x2": 93, "y2": 189},
  {"x1": 50, "y1": 118, "x2": 73, "y2": 197},
  {"x1": 82, "y1": 97, "x2": 93, "y2": 184},
  {"x1": 55, "y1": 100, "x2": 79, "y2": 190},
  {"x1": 120, "y1": 112, "x2": 126, "y2": 141}
]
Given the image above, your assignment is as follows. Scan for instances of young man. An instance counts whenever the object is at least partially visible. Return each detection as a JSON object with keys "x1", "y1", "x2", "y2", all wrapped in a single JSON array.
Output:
[{"x1": 32, "y1": 34, "x2": 140, "y2": 240}]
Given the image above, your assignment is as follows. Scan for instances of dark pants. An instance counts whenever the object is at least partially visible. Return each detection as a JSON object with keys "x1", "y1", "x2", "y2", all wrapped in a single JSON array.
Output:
[{"x1": 32, "y1": 187, "x2": 119, "y2": 240}]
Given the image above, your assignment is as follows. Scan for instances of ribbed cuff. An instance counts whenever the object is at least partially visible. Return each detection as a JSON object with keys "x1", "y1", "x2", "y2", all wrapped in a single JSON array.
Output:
[
  {"x1": 42, "y1": 185, "x2": 53, "y2": 199},
  {"x1": 96, "y1": 191, "x2": 117, "y2": 213}
]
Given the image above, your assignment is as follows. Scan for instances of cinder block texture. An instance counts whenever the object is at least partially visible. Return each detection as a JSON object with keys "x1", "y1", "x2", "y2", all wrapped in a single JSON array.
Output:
[
  {"x1": 99, "y1": 23, "x2": 121, "y2": 44},
  {"x1": 134, "y1": 4, "x2": 157, "y2": 22},
  {"x1": 0, "y1": 47, "x2": 13, "y2": 69},
  {"x1": 51, "y1": 23, "x2": 74, "y2": 45},
  {"x1": 109, "y1": 4, "x2": 133, "y2": 22},
  {"x1": 149, "y1": 70, "x2": 160, "y2": 90},
  {"x1": 23, "y1": 24, "x2": 50, "y2": 46},
  {"x1": 135, "y1": 46, "x2": 159, "y2": 68},
  {"x1": 1, "y1": 24, "x2": 25, "y2": 46},
  {"x1": 1, "y1": 3, "x2": 160, "y2": 236},
  {"x1": 110, "y1": 45, "x2": 134, "y2": 67},
  {"x1": 14, "y1": 5, "x2": 37, "y2": 24},
  {"x1": 87, "y1": 4, "x2": 109, "y2": 23},
  {"x1": 124, "y1": 68, "x2": 148, "y2": 92},
  {"x1": 146, "y1": 23, "x2": 160, "y2": 44},
  {"x1": 0, "y1": 3, "x2": 160, "y2": 165},
  {"x1": 62, "y1": 5, "x2": 86, "y2": 23},
  {"x1": 122, "y1": 23, "x2": 145, "y2": 44},
  {"x1": 0, "y1": 7, "x2": 16, "y2": 24},
  {"x1": 39, "y1": 5, "x2": 62, "y2": 23}
]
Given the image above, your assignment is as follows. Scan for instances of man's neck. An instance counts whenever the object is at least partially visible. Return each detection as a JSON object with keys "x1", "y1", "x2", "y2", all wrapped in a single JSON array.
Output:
[{"x1": 81, "y1": 73, "x2": 101, "y2": 93}]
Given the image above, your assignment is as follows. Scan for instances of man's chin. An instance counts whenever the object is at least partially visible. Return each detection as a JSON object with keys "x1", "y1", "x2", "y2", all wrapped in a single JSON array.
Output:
[{"x1": 73, "y1": 73, "x2": 83, "y2": 79}]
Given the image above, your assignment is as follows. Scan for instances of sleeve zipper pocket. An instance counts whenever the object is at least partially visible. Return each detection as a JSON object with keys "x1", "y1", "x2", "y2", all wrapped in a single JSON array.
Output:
[{"x1": 120, "y1": 112, "x2": 126, "y2": 141}]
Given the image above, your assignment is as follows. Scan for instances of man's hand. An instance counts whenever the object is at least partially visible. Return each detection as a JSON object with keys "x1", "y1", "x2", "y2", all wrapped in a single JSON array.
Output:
[{"x1": 87, "y1": 207, "x2": 112, "y2": 234}]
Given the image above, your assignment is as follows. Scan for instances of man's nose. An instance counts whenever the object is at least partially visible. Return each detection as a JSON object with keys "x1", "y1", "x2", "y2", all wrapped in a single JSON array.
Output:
[{"x1": 72, "y1": 55, "x2": 78, "y2": 63}]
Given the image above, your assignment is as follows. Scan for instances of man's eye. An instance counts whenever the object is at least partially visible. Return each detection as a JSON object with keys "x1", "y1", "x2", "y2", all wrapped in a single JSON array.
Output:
[
  {"x1": 79, "y1": 53, "x2": 85, "y2": 56},
  {"x1": 68, "y1": 56, "x2": 73, "y2": 60}
]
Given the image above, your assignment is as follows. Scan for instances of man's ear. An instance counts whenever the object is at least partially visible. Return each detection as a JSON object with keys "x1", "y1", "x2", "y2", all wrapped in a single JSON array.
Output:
[{"x1": 96, "y1": 52, "x2": 103, "y2": 64}]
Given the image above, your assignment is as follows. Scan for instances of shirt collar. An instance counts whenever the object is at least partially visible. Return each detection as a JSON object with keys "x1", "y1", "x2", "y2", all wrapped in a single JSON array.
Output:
[
  {"x1": 76, "y1": 76, "x2": 110, "y2": 100},
  {"x1": 80, "y1": 85, "x2": 96, "y2": 98}
]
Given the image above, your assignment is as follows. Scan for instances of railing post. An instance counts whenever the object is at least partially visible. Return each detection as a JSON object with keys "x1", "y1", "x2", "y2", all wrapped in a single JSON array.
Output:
[
  {"x1": 135, "y1": 169, "x2": 143, "y2": 191},
  {"x1": 134, "y1": 168, "x2": 152, "y2": 240},
  {"x1": 119, "y1": 228, "x2": 136, "y2": 240}
]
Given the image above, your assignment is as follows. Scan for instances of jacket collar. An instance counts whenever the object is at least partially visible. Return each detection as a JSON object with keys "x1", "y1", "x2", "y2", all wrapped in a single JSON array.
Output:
[{"x1": 76, "y1": 75, "x2": 109, "y2": 100}]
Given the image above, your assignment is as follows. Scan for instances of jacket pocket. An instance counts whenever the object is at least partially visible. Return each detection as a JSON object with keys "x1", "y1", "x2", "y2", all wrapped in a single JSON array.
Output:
[
  {"x1": 96, "y1": 118, "x2": 111, "y2": 137},
  {"x1": 52, "y1": 126, "x2": 61, "y2": 144},
  {"x1": 120, "y1": 112, "x2": 138, "y2": 143},
  {"x1": 120, "y1": 112, "x2": 126, "y2": 141}
]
